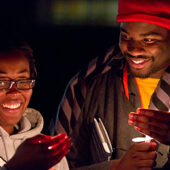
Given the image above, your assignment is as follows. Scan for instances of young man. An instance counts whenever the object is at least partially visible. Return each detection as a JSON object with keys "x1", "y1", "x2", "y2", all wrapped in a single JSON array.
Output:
[
  {"x1": 50, "y1": 0, "x2": 170, "y2": 169},
  {"x1": 0, "y1": 40, "x2": 71, "y2": 170}
]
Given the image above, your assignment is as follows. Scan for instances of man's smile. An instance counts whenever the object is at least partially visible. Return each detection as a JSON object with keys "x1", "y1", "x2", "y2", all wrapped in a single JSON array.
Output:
[{"x1": 128, "y1": 57, "x2": 152, "y2": 69}]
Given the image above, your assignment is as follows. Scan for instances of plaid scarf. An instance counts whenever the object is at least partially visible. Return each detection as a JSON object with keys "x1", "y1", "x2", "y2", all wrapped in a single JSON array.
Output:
[
  {"x1": 149, "y1": 66, "x2": 170, "y2": 111},
  {"x1": 148, "y1": 66, "x2": 170, "y2": 168}
]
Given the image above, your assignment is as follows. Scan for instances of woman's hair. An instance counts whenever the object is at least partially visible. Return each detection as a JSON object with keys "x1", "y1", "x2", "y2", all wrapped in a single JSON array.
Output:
[
  {"x1": 0, "y1": 39, "x2": 37, "y2": 79},
  {"x1": 16, "y1": 43, "x2": 37, "y2": 79}
]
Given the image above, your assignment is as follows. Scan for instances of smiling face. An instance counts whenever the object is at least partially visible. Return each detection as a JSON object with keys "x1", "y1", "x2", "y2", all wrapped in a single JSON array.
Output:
[
  {"x1": 119, "y1": 22, "x2": 170, "y2": 78},
  {"x1": 0, "y1": 50, "x2": 32, "y2": 134}
]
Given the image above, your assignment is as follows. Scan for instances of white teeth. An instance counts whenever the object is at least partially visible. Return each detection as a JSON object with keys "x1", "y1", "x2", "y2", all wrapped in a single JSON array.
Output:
[
  {"x1": 132, "y1": 60, "x2": 144, "y2": 64},
  {"x1": 2, "y1": 103, "x2": 21, "y2": 109}
]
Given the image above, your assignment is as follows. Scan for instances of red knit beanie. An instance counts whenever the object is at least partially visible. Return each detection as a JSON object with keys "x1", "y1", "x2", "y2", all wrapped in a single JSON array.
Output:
[{"x1": 117, "y1": 0, "x2": 170, "y2": 29}]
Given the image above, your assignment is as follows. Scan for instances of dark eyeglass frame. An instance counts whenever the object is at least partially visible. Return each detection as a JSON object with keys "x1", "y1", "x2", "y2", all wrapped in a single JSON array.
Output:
[{"x1": 0, "y1": 79, "x2": 36, "y2": 90}]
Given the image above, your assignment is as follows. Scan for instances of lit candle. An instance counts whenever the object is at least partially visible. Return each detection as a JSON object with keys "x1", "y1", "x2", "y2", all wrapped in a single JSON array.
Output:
[{"x1": 132, "y1": 135, "x2": 152, "y2": 143}]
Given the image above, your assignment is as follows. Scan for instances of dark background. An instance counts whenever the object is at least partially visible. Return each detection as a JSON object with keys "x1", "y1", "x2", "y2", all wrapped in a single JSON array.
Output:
[{"x1": 0, "y1": 0, "x2": 120, "y2": 132}]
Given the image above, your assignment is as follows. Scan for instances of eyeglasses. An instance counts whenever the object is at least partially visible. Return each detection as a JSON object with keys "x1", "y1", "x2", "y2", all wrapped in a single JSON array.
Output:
[{"x1": 0, "y1": 79, "x2": 36, "y2": 90}]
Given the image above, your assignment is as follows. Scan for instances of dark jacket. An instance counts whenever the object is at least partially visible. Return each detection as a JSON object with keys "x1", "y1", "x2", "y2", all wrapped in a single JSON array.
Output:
[{"x1": 50, "y1": 46, "x2": 169, "y2": 170}]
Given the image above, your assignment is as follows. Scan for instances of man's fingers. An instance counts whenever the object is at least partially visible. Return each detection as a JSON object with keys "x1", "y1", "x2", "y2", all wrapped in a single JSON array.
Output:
[
  {"x1": 132, "y1": 151, "x2": 156, "y2": 160},
  {"x1": 137, "y1": 108, "x2": 170, "y2": 122},
  {"x1": 129, "y1": 112, "x2": 169, "y2": 130},
  {"x1": 134, "y1": 126, "x2": 170, "y2": 143},
  {"x1": 131, "y1": 142, "x2": 156, "y2": 152},
  {"x1": 133, "y1": 123, "x2": 169, "y2": 136}
]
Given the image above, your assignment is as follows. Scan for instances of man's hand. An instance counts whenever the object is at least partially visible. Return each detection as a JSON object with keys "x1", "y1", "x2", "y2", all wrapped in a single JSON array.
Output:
[
  {"x1": 5, "y1": 133, "x2": 71, "y2": 170},
  {"x1": 111, "y1": 142, "x2": 157, "y2": 170},
  {"x1": 128, "y1": 108, "x2": 170, "y2": 145}
]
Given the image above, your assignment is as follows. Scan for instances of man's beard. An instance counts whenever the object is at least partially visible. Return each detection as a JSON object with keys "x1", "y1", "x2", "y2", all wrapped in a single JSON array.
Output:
[
  {"x1": 129, "y1": 66, "x2": 153, "y2": 78},
  {"x1": 124, "y1": 53, "x2": 155, "y2": 78}
]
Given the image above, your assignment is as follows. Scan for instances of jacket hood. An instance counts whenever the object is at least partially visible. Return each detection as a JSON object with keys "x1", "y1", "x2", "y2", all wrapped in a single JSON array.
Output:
[{"x1": 0, "y1": 108, "x2": 44, "y2": 139}]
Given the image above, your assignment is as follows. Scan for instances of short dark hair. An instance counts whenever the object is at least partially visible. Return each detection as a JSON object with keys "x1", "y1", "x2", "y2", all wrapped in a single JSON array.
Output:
[
  {"x1": 0, "y1": 40, "x2": 37, "y2": 79},
  {"x1": 15, "y1": 43, "x2": 37, "y2": 79}
]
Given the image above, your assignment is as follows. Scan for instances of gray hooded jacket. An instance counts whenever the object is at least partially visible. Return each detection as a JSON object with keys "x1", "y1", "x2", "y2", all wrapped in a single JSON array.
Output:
[{"x1": 0, "y1": 108, "x2": 69, "y2": 170}]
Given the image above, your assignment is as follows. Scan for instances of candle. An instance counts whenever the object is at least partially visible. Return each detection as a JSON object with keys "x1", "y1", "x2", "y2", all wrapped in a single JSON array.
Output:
[{"x1": 132, "y1": 135, "x2": 152, "y2": 143}]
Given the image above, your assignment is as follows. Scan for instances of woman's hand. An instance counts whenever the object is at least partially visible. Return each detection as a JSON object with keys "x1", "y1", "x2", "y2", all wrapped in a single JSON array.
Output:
[{"x1": 5, "y1": 133, "x2": 71, "y2": 170}]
